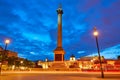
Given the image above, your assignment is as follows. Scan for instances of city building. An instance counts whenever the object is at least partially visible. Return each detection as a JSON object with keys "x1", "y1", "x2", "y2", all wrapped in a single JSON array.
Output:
[
  {"x1": 70, "y1": 54, "x2": 76, "y2": 61},
  {"x1": 6, "y1": 50, "x2": 18, "y2": 57},
  {"x1": 36, "y1": 55, "x2": 120, "y2": 71},
  {"x1": 0, "y1": 46, "x2": 18, "y2": 57}
]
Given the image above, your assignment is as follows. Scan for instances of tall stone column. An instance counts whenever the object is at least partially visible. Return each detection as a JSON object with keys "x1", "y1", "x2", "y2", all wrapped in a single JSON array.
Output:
[{"x1": 54, "y1": 6, "x2": 65, "y2": 61}]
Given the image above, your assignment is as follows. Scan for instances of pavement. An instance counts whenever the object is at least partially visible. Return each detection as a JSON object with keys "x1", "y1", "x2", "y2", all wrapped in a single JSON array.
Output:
[{"x1": 0, "y1": 71, "x2": 120, "y2": 80}]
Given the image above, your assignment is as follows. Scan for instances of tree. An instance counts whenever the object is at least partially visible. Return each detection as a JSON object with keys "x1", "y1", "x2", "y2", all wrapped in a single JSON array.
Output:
[
  {"x1": 0, "y1": 51, "x2": 2, "y2": 61},
  {"x1": 0, "y1": 51, "x2": 8, "y2": 62},
  {"x1": 7, "y1": 56, "x2": 15, "y2": 66},
  {"x1": 15, "y1": 60, "x2": 20, "y2": 67},
  {"x1": 117, "y1": 56, "x2": 120, "y2": 60},
  {"x1": 21, "y1": 59, "x2": 34, "y2": 68}
]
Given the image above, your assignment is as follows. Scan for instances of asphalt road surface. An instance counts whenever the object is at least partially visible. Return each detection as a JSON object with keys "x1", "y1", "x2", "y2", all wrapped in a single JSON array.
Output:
[{"x1": 0, "y1": 71, "x2": 120, "y2": 80}]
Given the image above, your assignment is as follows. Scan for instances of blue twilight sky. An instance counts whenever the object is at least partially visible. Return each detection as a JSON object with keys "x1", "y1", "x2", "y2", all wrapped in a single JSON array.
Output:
[{"x1": 0, "y1": 0, "x2": 120, "y2": 61}]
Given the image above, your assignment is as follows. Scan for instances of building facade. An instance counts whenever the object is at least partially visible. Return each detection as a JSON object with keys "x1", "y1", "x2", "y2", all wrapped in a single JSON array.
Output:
[
  {"x1": 0, "y1": 46, "x2": 18, "y2": 57},
  {"x1": 37, "y1": 56, "x2": 120, "y2": 71}
]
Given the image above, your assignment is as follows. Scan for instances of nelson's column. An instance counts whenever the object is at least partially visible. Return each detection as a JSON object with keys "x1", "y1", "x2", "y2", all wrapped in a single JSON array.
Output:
[{"x1": 54, "y1": 6, "x2": 65, "y2": 61}]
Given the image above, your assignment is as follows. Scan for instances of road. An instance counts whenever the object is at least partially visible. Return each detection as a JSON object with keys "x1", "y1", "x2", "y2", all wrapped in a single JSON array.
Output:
[{"x1": 0, "y1": 71, "x2": 120, "y2": 80}]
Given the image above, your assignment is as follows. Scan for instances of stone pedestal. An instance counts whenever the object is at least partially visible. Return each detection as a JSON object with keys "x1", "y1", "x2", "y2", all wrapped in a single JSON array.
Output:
[
  {"x1": 51, "y1": 61, "x2": 67, "y2": 70},
  {"x1": 54, "y1": 47, "x2": 65, "y2": 61}
]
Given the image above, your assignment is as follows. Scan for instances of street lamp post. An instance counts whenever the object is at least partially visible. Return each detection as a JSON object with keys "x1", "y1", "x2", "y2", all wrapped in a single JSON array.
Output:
[
  {"x1": 45, "y1": 58, "x2": 48, "y2": 69},
  {"x1": 4, "y1": 39, "x2": 10, "y2": 51},
  {"x1": 3, "y1": 39, "x2": 10, "y2": 61},
  {"x1": 93, "y1": 27, "x2": 104, "y2": 78},
  {"x1": 0, "y1": 39, "x2": 10, "y2": 75}
]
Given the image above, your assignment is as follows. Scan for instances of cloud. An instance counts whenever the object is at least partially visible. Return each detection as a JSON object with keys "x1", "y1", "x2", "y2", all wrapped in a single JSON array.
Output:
[
  {"x1": 88, "y1": 44, "x2": 120, "y2": 59},
  {"x1": 77, "y1": 51, "x2": 85, "y2": 54},
  {"x1": 0, "y1": 0, "x2": 120, "y2": 60},
  {"x1": 12, "y1": 9, "x2": 28, "y2": 21},
  {"x1": 22, "y1": 32, "x2": 52, "y2": 44}
]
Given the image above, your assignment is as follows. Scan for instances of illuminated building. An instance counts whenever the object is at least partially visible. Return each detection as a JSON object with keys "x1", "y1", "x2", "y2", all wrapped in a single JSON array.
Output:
[
  {"x1": 0, "y1": 46, "x2": 18, "y2": 57},
  {"x1": 70, "y1": 54, "x2": 76, "y2": 61}
]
